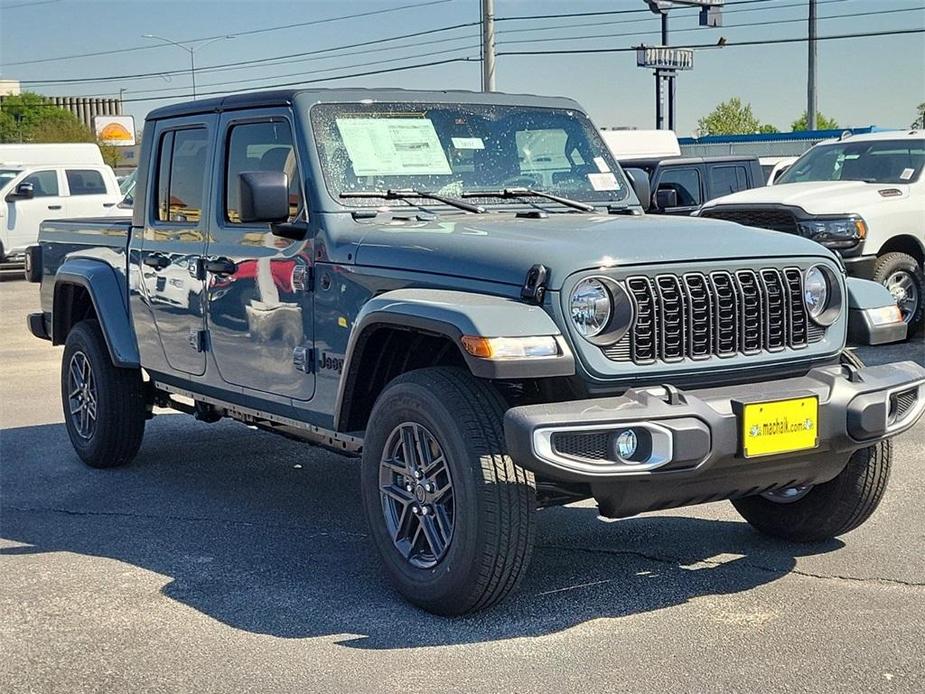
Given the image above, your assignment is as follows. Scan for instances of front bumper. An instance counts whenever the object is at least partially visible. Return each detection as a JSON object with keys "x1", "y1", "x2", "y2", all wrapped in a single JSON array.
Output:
[{"x1": 504, "y1": 361, "x2": 925, "y2": 517}]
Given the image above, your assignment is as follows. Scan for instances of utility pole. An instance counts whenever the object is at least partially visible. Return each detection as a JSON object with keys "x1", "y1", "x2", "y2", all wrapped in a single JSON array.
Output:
[
  {"x1": 807, "y1": 0, "x2": 818, "y2": 130},
  {"x1": 481, "y1": 0, "x2": 496, "y2": 92}
]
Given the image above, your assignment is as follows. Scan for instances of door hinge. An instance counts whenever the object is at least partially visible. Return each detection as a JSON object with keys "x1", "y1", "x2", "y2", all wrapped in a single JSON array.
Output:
[
  {"x1": 293, "y1": 346, "x2": 314, "y2": 373},
  {"x1": 291, "y1": 264, "x2": 313, "y2": 293},
  {"x1": 189, "y1": 329, "x2": 208, "y2": 353}
]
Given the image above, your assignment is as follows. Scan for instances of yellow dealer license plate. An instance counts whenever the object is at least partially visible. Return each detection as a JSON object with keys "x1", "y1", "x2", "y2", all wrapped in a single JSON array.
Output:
[{"x1": 742, "y1": 396, "x2": 819, "y2": 458}]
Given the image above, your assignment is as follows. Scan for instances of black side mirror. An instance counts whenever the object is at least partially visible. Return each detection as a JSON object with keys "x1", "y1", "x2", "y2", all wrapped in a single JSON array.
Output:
[
  {"x1": 238, "y1": 171, "x2": 290, "y2": 224},
  {"x1": 655, "y1": 188, "x2": 678, "y2": 210},
  {"x1": 623, "y1": 168, "x2": 651, "y2": 212},
  {"x1": 6, "y1": 182, "x2": 34, "y2": 202}
]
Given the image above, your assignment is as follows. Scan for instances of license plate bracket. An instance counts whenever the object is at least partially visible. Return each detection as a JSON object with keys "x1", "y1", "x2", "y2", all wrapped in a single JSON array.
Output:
[{"x1": 740, "y1": 395, "x2": 819, "y2": 459}]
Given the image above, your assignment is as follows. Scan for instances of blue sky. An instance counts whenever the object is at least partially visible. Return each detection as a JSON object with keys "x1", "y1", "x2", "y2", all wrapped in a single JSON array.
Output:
[{"x1": 1, "y1": 0, "x2": 923, "y2": 136}]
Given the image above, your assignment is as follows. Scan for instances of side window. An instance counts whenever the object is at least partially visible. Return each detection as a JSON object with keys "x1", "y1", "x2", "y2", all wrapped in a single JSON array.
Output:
[
  {"x1": 65, "y1": 169, "x2": 107, "y2": 196},
  {"x1": 711, "y1": 165, "x2": 749, "y2": 197},
  {"x1": 225, "y1": 120, "x2": 302, "y2": 224},
  {"x1": 657, "y1": 167, "x2": 701, "y2": 207},
  {"x1": 22, "y1": 170, "x2": 59, "y2": 198},
  {"x1": 155, "y1": 127, "x2": 208, "y2": 224}
]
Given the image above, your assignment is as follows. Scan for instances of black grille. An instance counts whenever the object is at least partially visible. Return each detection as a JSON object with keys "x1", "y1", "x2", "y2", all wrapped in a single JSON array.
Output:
[
  {"x1": 889, "y1": 388, "x2": 919, "y2": 424},
  {"x1": 551, "y1": 432, "x2": 610, "y2": 461},
  {"x1": 604, "y1": 266, "x2": 823, "y2": 364},
  {"x1": 699, "y1": 207, "x2": 800, "y2": 234}
]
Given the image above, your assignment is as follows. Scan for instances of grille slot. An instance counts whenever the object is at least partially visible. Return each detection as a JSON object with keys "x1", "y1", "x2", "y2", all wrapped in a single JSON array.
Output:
[
  {"x1": 551, "y1": 432, "x2": 611, "y2": 461},
  {"x1": 889, "y1": 388, "x2": 919, "y2": 425},
  {"x1": 602, "y1": 266, "x2": 823, "y2": 364},
  {"x1": 700, "y1": 207, "x2": 800, "y2": 233}
]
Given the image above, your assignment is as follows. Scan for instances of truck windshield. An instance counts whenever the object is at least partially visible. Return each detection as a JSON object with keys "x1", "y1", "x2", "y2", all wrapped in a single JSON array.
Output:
[
  {"x1": 310, "y1": 102, "x2": 629, "y2": 208},
  {"x1": 777, "y1": 139, "x2": 925, "y2": 185}
]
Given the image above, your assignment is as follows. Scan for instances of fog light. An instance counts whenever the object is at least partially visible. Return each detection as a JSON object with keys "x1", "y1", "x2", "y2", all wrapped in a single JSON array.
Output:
[{"x1": 615, "y1": 429, "x2": 638, "y2": 460}]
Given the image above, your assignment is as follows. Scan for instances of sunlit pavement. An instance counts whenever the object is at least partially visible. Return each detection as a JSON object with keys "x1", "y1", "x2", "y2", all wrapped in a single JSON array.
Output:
[{"x1": 2, "y1": 277, "x2": 923, "y2": 694}]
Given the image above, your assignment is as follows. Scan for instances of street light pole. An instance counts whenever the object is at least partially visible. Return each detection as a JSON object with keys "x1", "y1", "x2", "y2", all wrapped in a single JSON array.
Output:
[
  {"x1": 481, "y1": 0, "x2": 496, "y2": 92},
  {"x1": 142, "y1": 34, "x2": 234, "y2": 99},
  {"x1": 807, "y1": 0, "x2": 818, "y2": 130}
]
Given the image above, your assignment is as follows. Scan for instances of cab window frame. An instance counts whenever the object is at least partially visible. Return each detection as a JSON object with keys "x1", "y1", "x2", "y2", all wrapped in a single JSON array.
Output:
[{"x1": 151, "y1": 124, "x2": 211, "y2": 227}]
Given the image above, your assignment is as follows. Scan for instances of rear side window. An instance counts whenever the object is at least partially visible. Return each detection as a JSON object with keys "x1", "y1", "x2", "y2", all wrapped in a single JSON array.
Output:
[
  {"x1": 155, "y1": 127, "x2": 209, "y2": 223},
  {"x1": 710, "y1": 165, "x2": 749, "y2": 197},
  {"x1": 65, "y1": 169, "x2": 107, "y2": 196},
  {"x1": 225, "y1": 120, "x2": 302, "y2": 223},
  {"x1": 657, "y1": 167, "x2": 701, "y2": 206},
  {"x1": 22, "y1": 170, "x2": 59, "y2": 197}
]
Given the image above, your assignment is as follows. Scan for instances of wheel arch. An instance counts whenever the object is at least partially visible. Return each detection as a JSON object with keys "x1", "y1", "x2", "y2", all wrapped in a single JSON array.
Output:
[
  {"x1": 334, "y1": 288, "x2": 574, "y2": 432},
  {"x1": 52, "y1": 258, "x2": 140, "y2": 368},
  {"x1": 877, "y1": 234, "x2": 925, "y2": 266}
]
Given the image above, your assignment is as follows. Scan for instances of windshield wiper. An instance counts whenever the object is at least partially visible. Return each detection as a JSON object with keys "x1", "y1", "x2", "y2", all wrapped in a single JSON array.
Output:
[
  {"x1": 340, "y1": 189, "x2": 485, "y2": 214},
  {"x1": 461, "y1": 188, "x2": 596, "y2": 213}
]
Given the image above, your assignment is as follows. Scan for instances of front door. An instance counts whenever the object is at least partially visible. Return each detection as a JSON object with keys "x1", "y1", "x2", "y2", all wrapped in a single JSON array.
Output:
[
  {"x1": 206, "y1": 110, "x2": 315, "y2": 400},
  {"x1": 137, "y1": 119, "x2": 215, "y2": 376},
  {"x1": 5, "y1": 169, "x2": 67, "y2": 254}
]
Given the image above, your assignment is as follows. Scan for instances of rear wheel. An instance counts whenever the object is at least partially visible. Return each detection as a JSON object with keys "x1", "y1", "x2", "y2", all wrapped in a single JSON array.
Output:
[
  {"x1": 360, "y1": 367, "x2": 536, "y2": 615},
  {"x1": 873, "y1": 251, "x2": 924, "y2": 335},
  {"x1": 732, "y1": 440, "x2": 891, "y2": 542},
  {"x1": 61, "y1": 320, "x2": 146, "y2": 468}
]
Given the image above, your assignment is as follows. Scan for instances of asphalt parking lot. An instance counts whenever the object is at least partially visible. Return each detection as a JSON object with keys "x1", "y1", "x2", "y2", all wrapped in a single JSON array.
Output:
[{"x1": 1, "y1": 276, "x2": 924, "y2": 694}]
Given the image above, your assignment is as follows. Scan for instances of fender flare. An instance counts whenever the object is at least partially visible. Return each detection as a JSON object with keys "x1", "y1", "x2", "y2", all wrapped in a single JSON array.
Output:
[
  {"x1": 845, "y1": 276, "x2": 907, "y2": 345},
  {"x1": 334, "y1": 288, "x2": 574, "y2": 431},
  {"x1": 53, "y1": 258, "x2": 140, "y2": 368}
]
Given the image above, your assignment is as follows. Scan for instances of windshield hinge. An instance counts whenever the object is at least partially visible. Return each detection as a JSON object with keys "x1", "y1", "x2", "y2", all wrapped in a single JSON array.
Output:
[{"x1": 521, "y1": 264, "x2": 548, "y2": 305}]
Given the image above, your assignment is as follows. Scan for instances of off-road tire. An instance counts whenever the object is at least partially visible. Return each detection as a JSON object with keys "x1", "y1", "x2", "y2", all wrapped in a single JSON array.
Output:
[
  {"x1": 732, "y1": 440, "x2": 891, "y2": 542},
  {"x1": 872, "y1": 251, "x2": 924, "y2": 335},
  {"x1": 360, "y1": 367, "x2": 536, "y2": 615},
  {"x1": 61, "y1": 319, "x2": 146, "y2": 468}
]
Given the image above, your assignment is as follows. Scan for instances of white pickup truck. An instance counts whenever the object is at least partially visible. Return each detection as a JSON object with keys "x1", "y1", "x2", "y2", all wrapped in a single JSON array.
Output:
[{"x1": 699, "y1": 131, "x2": 925, "y2": 334}]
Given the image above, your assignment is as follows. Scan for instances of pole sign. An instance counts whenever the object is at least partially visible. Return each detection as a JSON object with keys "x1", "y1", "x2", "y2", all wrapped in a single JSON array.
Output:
[
  {"x1": 94, "y1": 115, "x2": 136, "y2": 146},
  {"x1": 636, "y1": 47, "x2": 694, "y2": 71}
]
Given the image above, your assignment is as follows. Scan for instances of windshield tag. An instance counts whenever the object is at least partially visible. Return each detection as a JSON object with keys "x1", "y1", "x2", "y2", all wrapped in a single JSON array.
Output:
[
  {"x1": 451, "y1": 137, "x2": 485, "y2": 150},
  {"x1": 593, "y1": 156, "x2": 611, "y2": 173},
  {"x1": 900, "y1": 168, "x2": 915, "y2": 180},
  {"x1": 588, "y1": 172, "x2": 618, "y2": 191}
]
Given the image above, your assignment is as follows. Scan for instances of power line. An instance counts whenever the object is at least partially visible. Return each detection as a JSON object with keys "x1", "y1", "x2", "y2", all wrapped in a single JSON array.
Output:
[
  {"x1": 499, "y1": 6, "x2": 925, "y2": 48},
  {"x1": 497, "y1": 27, "x2": 925, "y2": 56},
  {"x1": 1, "y1": 0, "x2": 459, "y2": 67},
  {"x1": 118, "y1": 56, "x2": 478, "y2": 105},
  {"x1": 493, "y1": 0, "x2": 776, "y2": 23},
  {"x1": 20, "y1": 21, "x2": 482, "y2": 85}
]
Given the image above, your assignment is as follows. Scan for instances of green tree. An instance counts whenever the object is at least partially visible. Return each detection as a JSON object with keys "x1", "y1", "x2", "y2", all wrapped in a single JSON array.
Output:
[
  {"x1": 697, "y1": 98, "x2": 776, "y2": 135},
  {"x1": 790, "y1": 111, "x2": 839, "y2": 131},
  {"x1": 912, "y1": 102, "x2": 925, "y2": 129},
  {"x1": 0, "y1": 91, "x2": 121, "y2": 167}
]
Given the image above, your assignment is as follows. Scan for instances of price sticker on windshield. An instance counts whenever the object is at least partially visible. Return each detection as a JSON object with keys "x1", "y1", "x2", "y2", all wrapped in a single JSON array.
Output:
[{"x1": 587, "y1": 172, "x2": 619, "y2": 191}]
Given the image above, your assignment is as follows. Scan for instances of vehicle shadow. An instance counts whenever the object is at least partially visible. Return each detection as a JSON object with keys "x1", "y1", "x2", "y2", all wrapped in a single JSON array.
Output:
[{"x1": 0, "y1": 417, "x2": 843, "y2": 650}]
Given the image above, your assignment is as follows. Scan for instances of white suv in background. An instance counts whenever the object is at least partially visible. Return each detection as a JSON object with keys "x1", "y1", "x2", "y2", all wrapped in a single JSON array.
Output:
[
  {"x1": 699, "y1": 131, "x2": 925, "y2": 334},
  {"x1": 0, "y1": 164, "x2": 122, "y2": 261}
]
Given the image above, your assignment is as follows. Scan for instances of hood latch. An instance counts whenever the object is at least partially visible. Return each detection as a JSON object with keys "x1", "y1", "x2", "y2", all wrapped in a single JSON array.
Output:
[{"x1": 521, "y1": 264, "x2": 548, "y2": 305}]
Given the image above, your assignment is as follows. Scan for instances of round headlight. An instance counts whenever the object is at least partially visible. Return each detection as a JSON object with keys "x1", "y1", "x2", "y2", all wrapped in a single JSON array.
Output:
[
  {"x1": 803, "y1": 265, "x2": 829, "y2": 320},
  {"x1": 570, "y1": 278, "x2": 612, "y2": 338}
]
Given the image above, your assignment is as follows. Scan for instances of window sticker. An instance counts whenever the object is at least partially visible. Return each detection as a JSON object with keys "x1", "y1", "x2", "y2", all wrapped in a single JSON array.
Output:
[
  {"x1": 451, "y1": 136, "x2": 485, "y2": 150},
  {"x1": 587, "y1": 172, "x2": 619, "y2": 191},
  {"x1": 900, "y1": 167, "x2": 915, "y2": 180},
  {"x1": 593, "y1": 156, "x2": 611, "y2": 173},
  {"x1": 335, "y1": 117, "x2": 452, "y2": 176}
]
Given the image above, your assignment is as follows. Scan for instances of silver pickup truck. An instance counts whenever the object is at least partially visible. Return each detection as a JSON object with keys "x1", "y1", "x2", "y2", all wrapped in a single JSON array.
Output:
[{"x1": 25, "y1": 89, "x2": 925, "y2": 615}]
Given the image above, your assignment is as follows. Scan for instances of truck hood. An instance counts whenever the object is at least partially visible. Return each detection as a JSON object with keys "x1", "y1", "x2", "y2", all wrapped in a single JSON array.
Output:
[
  {"x1": 353, "y1": 212, "x2": 832, "y2": 289},
  {"x1": 700, "y1": 180, "x2": 909, "y2": 216}
]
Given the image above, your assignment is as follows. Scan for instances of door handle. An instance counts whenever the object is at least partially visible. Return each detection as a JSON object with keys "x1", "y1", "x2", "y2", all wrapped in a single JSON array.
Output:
[
  {"x1": 47, "y1": 205, "x2": 62, "y2": 210},
  {"x1": 102, "y1": 202, "x2": 116, "y2": 208},
  {"x1": 143, "y1": 253, "x2": 170, "y2": 270},
  {"x1": 202, "y1": 256, "x2": 237, "y2": 276}
]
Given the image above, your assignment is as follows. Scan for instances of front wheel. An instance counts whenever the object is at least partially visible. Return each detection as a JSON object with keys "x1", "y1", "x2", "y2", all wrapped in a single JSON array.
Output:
[
  {"x1": 61, "y1": 320, "x2": 146, "y2": 468},
  {"x1": 873, "y1": 251, "x2": 924, "y2": 335},
  {"x1": 360, "y1": 367, "x2": 536, "y2": 615},
  {"x1": 732, "y1": 440, "x2": 891, "y2": 542}
]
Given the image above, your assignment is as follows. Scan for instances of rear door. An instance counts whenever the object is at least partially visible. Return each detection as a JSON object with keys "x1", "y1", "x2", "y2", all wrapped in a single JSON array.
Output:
[
  {"x1": 707, "y1": 163, "x2": 750, "y2": 200},
  {"x1": 137, "y1": 116, "x2": 216, "y2": 376},
  {"x1": 63, "y1": 168, "x2": 120, "y2": 216},
  {"x1": 5, "y1": 168, "x2": 68, "y2": 253},
  {"x1": 205, "y1": 108, "x2": 315, "y2": 400}
]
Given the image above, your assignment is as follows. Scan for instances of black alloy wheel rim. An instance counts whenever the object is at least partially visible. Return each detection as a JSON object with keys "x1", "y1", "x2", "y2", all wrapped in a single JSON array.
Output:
[
  {"x1": 885, "y1": 270, "x2": 920, "y2": 325},
  {"x1": 67, "y1": 351, "x2": 97, "y2": 440},
  {"x1": 378, "y1": 422, "x2": 455, "y2": 569}
]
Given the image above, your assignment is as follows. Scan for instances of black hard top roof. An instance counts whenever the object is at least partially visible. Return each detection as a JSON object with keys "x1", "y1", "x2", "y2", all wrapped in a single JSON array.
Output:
[
  {"x1": 619, "y1": 155, "x2": 761, "y2": 167},
  {"x1": 145, "y1": 88, "x2": 584, "y2": 122}
]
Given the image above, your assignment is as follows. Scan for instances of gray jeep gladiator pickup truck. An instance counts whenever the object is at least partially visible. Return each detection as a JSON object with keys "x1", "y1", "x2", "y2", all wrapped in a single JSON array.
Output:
[{"x1": 26, "y1": 89, "x2": 925, "y2": 615}]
